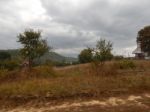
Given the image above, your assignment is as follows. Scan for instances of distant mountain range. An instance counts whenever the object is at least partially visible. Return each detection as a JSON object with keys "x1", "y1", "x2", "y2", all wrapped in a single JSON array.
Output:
[{"x1": 0, "y1": 49, "x2": 78, "y2": 63}]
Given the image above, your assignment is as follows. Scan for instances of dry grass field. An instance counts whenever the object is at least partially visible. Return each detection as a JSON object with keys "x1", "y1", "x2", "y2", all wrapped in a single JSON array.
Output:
[{"x1": 0, "y1": 60, "x2": 150, "y2": 111}]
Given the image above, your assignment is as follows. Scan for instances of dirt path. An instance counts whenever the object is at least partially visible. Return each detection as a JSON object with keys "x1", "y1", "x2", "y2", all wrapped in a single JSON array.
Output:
[
  {"x1": 54, "y1": 63, "x2": 89, "y2": 71},
  {"x1": 2, "y1": 93, "x2": 150, "y2": 112}
]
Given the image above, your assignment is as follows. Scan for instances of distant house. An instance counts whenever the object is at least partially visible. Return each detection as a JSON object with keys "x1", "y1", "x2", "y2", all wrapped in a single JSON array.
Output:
[{"x1": 133, "y1": 41, "x2": 150, "y2": 59}]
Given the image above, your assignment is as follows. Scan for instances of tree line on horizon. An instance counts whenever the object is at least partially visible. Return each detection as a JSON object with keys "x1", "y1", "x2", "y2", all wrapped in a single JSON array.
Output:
[{"x1": 0, "y1": 26, "x2": 150, "y2": 71}]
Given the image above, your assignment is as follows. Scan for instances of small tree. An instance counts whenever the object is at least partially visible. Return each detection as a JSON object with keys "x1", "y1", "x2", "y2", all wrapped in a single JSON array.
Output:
[
  {"x1": 78, "y1": 48, "x2": 93, "y2": 63},
  {"x1": 18, "y1": 29, "x2": 49, "y2": 69},
  {"x1": 138, "y1": 26, "x2": 150, "y2": 55},
  {"x1": 94, "y1": 38, "x2": 113, "y2": 64}
]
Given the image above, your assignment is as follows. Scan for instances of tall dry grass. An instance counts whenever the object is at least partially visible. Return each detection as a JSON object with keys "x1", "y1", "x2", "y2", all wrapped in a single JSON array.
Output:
[{"x1": 0, "y1": 60, "x2": 150, "y2": 101}]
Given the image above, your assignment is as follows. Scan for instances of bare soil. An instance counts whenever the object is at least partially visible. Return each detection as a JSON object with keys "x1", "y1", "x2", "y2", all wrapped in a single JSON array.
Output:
[{"x1": 2, "y1": 93, "x2": 150, "y2": 112}]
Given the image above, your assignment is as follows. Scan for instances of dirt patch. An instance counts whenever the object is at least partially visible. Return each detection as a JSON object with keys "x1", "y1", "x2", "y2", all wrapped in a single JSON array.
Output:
[{"x1": 2, "y1": 93, "x2": 150, "y2": 112}]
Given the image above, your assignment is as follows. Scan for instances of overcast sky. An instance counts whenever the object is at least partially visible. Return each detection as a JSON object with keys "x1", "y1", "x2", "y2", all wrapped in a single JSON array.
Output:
[{"x1": 0, "y1": 0, "x2": 150, "y2": 57}]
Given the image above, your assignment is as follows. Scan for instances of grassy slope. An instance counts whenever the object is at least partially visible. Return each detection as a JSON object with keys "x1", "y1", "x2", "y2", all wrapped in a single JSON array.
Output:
[
  {"x1": 0, "y1": 60, "x2": 150, "y2": 110},
  {"x1": 0, "y1": 61, "x2": 150, "y2": 98},
  {"x1": 39, "y1": 52, "x2": 77, "y2": 63}
]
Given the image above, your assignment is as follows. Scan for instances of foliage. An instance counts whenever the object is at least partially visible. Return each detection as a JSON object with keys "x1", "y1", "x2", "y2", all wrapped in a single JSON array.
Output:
[
  {"x1": 113, "y1": 55, "x2": 124, "y2": 60},
  {"x1": 94, "y1": 39, "x2": 113, "y2": 63},
  {"x1": 18, "y1": 29, "x2": 50, "y2": 68},
  {"x1": 116, "y1": 60, "x2": 136, "y2": 69},
  {"x1": 78, "y1": 48, "x2": 93, "y2": 63},
  {"x1": 78, "y1": 38, "x2": 113, "y2": 65},
  {"x1": 138, "y1": 26, "x2": 150, "y2": 54},
  {"x1": 90, "y1": 61, "x2": 117, "y2": 76},
  {"x1": 0, "y1": 60, "x2": 19, "y2": 70},
  {"x1": 0, "y1": 52, "x2": 11, "y2": 61}
]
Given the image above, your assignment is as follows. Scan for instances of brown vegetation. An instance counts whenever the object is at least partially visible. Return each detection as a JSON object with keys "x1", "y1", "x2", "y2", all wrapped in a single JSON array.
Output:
[{"x1": 0, "y1": 60, "x2": 150, "y2": 108}]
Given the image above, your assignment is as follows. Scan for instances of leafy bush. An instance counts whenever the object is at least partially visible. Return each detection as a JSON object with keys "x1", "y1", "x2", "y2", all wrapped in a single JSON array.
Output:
[
  {"x1": 116, "y1": 60, "x2": 136, "y2": 69},
  {"x1": 79, "y1": 48, "x2": 93, "y2": 63},
  {"x1": 94, "y1": 39, "x2": 113, "y2": 63},
  {"x1": 0, "y1": 60, "x2": 19, "y2": 70},
  {"x1": 90, "y1": 61, "x2": 117, "y2": 76},
  {"x1": 113, "y1": 55, "x2": 124, "y2": 60},
  {"x1": 0, "y1": 65, "x2": 56, "y2": 82}
]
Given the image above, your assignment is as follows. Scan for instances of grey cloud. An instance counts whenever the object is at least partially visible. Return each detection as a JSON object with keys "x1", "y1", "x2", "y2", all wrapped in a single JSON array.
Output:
[
  {"x1": 0, "y1": 0, "x2": 25, "y2": 49},
  {"x1": 41, "y1": 0, "x2": 150, "y2": 56},
  {"x1": 0, "y1": 0, "x2": 150, "y2": 57}
]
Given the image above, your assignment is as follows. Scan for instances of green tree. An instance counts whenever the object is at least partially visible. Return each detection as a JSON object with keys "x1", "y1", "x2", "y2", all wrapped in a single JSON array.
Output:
[
  {"x1": 94, "y1": 39, "x2": 113, "y2": 63},
  {"x1": 78, "y1": 48, "x2": 93, "y2": 63},
  {"x1": 18, "y1": 29, "x2": 50, "y2": 69},
  {"x1": 138, "y1": 26, "x2": 150, "y2": 55}
]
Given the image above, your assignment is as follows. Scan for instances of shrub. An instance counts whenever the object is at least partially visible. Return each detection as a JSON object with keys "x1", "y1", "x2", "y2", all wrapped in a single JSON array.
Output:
[
  {"x1": 116, "y1": 60, "x2": 136, "y2": 69},
  {"x1": 94, "y1": 39, "x2": 113, "y2": 63},
  {"x1": 0, "y1": 60, "x2": 19, "y2": 70},
  {"x1": 113, "y1": 55, "x2": 124, "y2": 60},
  {"x1": 78, "y1": 48, "x2": 93, "y2": 63},
  {"x1": 90, "y1": 61, "x2": 117, "y2": 76},
  {"x1": 0, "y1": 69, "x2": 20, "y2": 82}
]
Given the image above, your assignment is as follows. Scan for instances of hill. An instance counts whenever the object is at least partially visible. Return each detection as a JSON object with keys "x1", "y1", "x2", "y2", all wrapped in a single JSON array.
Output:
[
  {"x1": 0, "y1": 49, "x2": 78, "y2": 63},
  {"x1": 38, "y1": 52, "x2": 78, "y2": 63}
]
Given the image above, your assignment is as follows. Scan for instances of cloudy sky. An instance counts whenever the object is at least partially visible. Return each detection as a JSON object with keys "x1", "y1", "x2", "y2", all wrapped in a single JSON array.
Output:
[{"x1": 0, "y1": 0, "x2": 150, "y2": 57}]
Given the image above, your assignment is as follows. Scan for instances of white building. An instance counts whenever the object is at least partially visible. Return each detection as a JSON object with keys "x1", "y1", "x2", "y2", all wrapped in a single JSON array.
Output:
[{"x1": 133, "y1": 41, "x2": 150, "y2": 59}]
